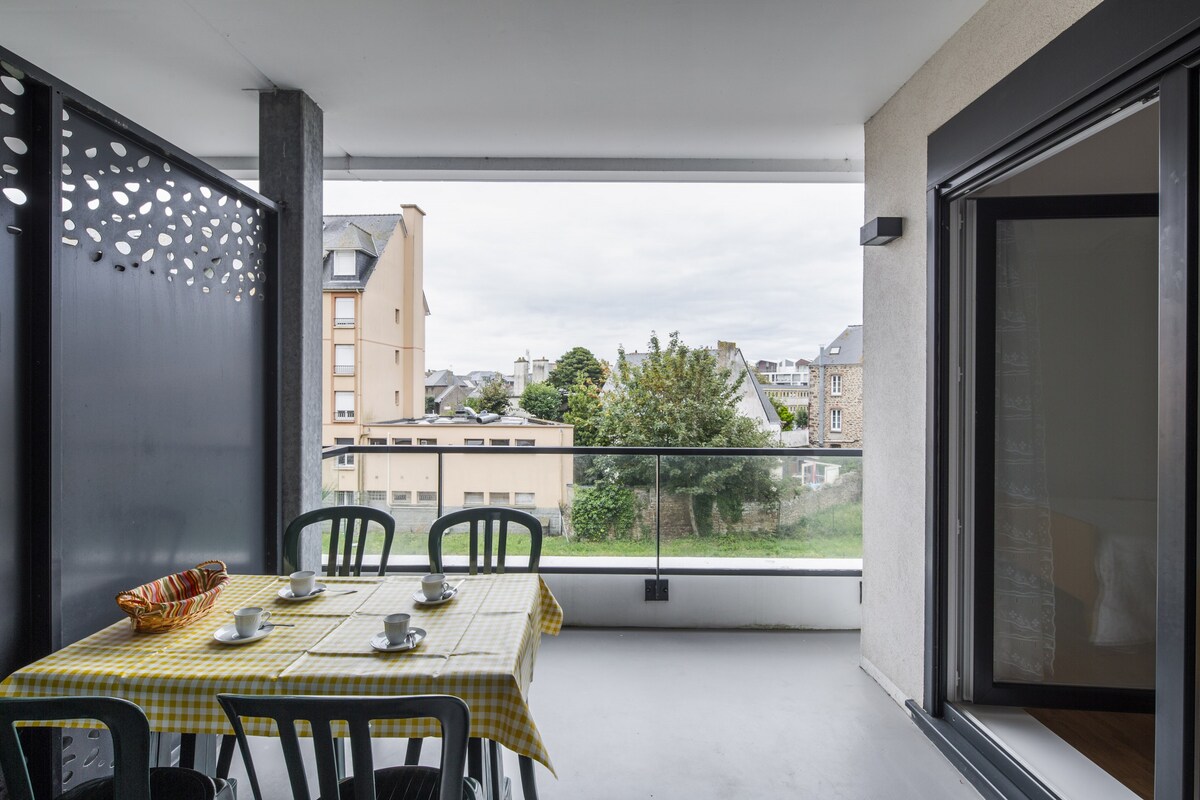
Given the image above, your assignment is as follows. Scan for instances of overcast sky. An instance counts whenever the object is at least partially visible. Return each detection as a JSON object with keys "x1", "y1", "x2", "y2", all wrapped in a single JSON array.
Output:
[{"x1": 321, "y1": 181, "x2": 864, "y2": 373}]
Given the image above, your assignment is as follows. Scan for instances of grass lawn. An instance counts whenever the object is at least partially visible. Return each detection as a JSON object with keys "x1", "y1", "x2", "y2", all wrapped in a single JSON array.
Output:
[{"x1": 319, "y1": 501, "x2": 862, "y2": 560}]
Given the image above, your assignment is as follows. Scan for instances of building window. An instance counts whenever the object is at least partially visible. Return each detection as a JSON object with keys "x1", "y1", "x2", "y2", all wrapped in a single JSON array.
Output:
[
  {"x1": 828, "y1": 346, "x2": 840, "y2": 355},
  {"x1": 334, "y1": 344, "x2": 354, "y2": 375},
  {"x1": 395, "y1": 349, "x2": 400, "y2": 365},
  {"x1": 334, "y1": 391, "x2": 355, "y2": 421},
  {"x1": 333, "y1": 296, "x2": 355, "y2": 327},
  {"x1": 830, "y1": 374, "x2": 842, "y2": 396},
  {"x1": 515, "y1": 492, "x2": 535, "y2": 507},
  {"x1": 394, "y1": 308, "x2": 400, "y2": 324},
  {"x1": 366, "y1": 490, "x2": 386, "y2": 502},
  {"x1": 334, "y1": 490, "x2": 355, "y2": 505},
  {"x1": 368, "y1": 437, "x2": 386, "y2": 446},
  {"x1": 334, "y1": 437, "x2": 354, "y2": 468},
  {"x1": 417, "y1": 491, "x2": 438, "y2": 505},
  {"x1": 464, "y1": 492, "x2": 485, "y2": 506},
  {"x1": 490, "y1": 439, "x2": 510, "y2": 447},
  {"x1": 465, "y1": 438, "x2": 484, "y2": 446},
  {"x1": 333, "y1": 250, "x2": 356, "y2": 278},
  {"x1": 395, "y1": 391, "x2": 399, "y2": 406},
  {"x1": 392, "y1": 438, "x2": 412, "y2": 445},
  {"x1": 489, "y1": 492, "x2": 510, "y2": 505},
  {"x1": 515, "y1": 439, "x2": 535, "y2": 447},
  {"x1": 831, "y1": 409, "x2": 842, "y2": 433},
  {"x1": 391, "y1": 491, "x2": 411, "y2": 505},
  {"x1": 418, "y1": 438, "x2": 437, "y2": 446}
]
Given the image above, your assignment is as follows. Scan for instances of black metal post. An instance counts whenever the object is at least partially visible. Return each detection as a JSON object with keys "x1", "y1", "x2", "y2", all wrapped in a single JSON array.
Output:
[
  {"x1": 25, "y1": 79, "x2": 63, "y2": 800},
  {"x1": 437, "y1": 451, "x2": 444, "y2": 518},
  {"x1": 1156, "y1": 63, "x2": 1198, "y2": 800},
  {"x1": 655, "y1": 454, "x2": 661, "y2": 584}
]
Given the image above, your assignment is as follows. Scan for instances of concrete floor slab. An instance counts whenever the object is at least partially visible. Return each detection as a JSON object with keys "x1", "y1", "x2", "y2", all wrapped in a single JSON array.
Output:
[{"x1": 227, "y1": 629, "x2": 980, "y2": 799}]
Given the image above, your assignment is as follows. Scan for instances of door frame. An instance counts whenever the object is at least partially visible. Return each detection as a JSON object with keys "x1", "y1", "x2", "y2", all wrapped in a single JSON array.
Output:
[
  {"x1": 924, "y1": 3, "x2": 1200, "y2": 797},
  {"x1": 970, "y1": 192, "x2": 1159, "y2": 713}
]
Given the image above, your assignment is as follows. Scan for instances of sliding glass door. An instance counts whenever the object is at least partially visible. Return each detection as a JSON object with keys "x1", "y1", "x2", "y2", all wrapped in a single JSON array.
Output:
[{"x1": 972, "y1": 194, "x2": 1158, "y2": 711}]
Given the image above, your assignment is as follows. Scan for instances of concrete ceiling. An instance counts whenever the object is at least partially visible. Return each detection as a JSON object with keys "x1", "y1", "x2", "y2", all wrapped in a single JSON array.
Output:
[{"x1": 0, "y1": 0, "x2": 986, "y2": 180}]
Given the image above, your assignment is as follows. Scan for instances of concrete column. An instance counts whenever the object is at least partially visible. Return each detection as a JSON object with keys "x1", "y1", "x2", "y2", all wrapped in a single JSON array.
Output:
[{"x1": 260, "y1": 90, "x2": 323, "y2": 571}]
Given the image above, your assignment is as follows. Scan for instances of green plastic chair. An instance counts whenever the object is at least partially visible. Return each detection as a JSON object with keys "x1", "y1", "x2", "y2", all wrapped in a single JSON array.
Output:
[
  {"x1": 0, "y1": 696, "x2": 233, "y2": 800},
  {"x1": 421, "y1": 507, "x2": 544, "y2": 799},
  {"x1": 217, "y1": 694, "x2": 483, "y2": 800},
  {"x1": 216, "y1": 505, "x2": 399, "y2": 781},
  {"x1": 427, "y1": 507, "x2": 543, "y2": 575},
  {"x1": 283, "y1": 505, "x2": 397, "y2": 577}
]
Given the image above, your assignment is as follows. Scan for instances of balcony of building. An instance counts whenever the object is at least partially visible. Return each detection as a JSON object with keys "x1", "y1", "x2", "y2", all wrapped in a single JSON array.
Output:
[{"x1": 5, "y1": 1, "x2": 1200, "y2": 799}]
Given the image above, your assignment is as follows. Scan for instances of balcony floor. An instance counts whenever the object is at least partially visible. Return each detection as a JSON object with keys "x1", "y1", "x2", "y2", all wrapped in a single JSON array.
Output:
[{"x1": 229, "y1": 629, "x2": 980, "y2": 799}]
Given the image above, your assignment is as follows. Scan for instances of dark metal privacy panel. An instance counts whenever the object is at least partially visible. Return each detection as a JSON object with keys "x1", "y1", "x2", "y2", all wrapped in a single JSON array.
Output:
[
  {"x1": 55, "y1": 105, "x2": 276, "y2": 643},
  {"x1": 60, "y1": 108, "x2": 269, "y2": 302},
  {"x1": 0, "y1": 61, "x2": 32, "y2": 680}
]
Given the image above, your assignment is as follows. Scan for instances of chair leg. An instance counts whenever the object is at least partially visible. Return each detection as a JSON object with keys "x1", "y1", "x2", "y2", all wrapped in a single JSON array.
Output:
[
  {"x1": 405, "y1": 737, "x2": 424, "y2": 765},
  {"x1": 334, "y1": 737, "x2": 346, "y2": 779},
  {"x1": 518, "y1": 755, "x2": 539, "y2": 800},
  {"x1": 468, "y1": 737, "x2": 485, "y2": 789},
  {"x1": 487, "y1": 740, "x2": 504, "y2": 800},
  {"x1": 216, "y1": 734, "x2": 237, "y2": 779}
]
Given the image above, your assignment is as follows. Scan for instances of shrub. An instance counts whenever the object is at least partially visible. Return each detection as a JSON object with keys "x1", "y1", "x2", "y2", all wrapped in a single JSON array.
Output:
[{"x1": 571, "y1": 482, "x2": 637, "y2": 541}]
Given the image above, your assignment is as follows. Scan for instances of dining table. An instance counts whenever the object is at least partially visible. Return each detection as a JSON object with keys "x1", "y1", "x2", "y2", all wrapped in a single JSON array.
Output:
[{"x1": 0, "y1": 571, "x2": 562, "y2": 800}]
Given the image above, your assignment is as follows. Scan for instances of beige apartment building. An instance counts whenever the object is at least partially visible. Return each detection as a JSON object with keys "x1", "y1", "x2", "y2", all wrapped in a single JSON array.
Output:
[
  {"x1": 321, "y1": 209, "x2": 428, "y2": 448},
  {"x1": 762, "y1": 384, "x2": 810, "y2": 417},
  {"x1": 323, "y1": 414, "x2": 574, "y2": 533}
]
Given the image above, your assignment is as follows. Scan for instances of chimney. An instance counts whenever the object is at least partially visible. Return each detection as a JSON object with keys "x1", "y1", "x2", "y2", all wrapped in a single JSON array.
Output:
[
  {"x1": 716, "y1": 341, "x2": 737, "y2": 368},
  {"x1": 513, "y1": 356, "x2": 528, "y2": 395}
]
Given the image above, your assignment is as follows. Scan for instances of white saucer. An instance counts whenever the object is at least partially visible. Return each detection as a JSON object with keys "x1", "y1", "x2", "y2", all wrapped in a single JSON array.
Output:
[
  {"x1": 213, "y1": 623, "x2": 273, "y2": 645},
  {"x1": 370, "y1": 627, "x2": 426, "y2": 652},
  {"x1": 412, "y1": 587, "x2": 458, "y2": 606},
  {"x1": 277, "y1": 583, "x2": 328, "y2": 602}
]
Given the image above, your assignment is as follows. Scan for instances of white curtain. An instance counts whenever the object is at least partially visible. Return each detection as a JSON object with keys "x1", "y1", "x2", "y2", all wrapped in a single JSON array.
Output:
[{"x1": 992, "y1": 220, "x2": 1057, "y2": 683}]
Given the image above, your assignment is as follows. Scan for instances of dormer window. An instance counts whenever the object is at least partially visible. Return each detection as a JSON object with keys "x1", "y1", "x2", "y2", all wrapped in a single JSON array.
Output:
[{"x1": 333, "y1": 250, "x2": 356, "y2": 278}]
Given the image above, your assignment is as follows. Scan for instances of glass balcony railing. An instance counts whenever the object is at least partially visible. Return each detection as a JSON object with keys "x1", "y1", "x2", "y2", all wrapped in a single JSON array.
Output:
[{"x1": 319, "y1": 445, "x2": 862, "y2": 570}]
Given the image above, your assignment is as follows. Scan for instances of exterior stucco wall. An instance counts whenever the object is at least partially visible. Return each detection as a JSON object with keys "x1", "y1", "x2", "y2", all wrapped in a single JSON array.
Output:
[{"x1": 861, "y1": 0, "x2": 1102, "y2": 705}]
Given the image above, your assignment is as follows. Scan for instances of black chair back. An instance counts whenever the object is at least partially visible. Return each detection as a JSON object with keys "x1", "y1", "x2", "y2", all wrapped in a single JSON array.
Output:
[
  {"x1": 0, "y1": 696, "x2": 152, "y2": 800},
  {"x1": 428, "y1": 507, "x2": 543, "y2": 575},
  {"x1": 217, "y1": 694, "x2": 473, "y2": 800},
  {"x1": 283, "y1": 505, "x2": 396, "y2": 576}
]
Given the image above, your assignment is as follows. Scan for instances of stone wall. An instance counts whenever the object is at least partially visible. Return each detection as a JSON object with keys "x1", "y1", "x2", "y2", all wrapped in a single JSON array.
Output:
[
  {"x1": 809, "y1": 364, "x2": 864, "y2": 447},
  {"x1": 605, "y1": 470, "x2": 864, "y2": 540}
]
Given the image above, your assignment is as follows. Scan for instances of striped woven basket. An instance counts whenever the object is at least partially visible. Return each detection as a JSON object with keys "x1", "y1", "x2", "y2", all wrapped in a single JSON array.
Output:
[{"x1": 115, "y1": 560, "x2": 230, "y2": 633}]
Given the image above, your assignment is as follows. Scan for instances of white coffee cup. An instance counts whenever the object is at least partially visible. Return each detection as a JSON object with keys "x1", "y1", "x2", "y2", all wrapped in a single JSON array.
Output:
[
  {"x1": 421, "y1": 574, "x2": 449, "y2": 601},
  {"x1": 289, "y1": 570, "x2": 316, "y2": 597},
  {"x1": 384, "y1": 613, "x2": 411, "y2": 645},
  {"x1": 233, "y1": 607, "x2": 270, "y2": 638}
]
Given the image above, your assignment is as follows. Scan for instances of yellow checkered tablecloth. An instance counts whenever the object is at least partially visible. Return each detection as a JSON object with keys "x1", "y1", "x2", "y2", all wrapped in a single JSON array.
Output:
[{"x1": 0, "y1": 574, "x2": 563, "y2": 771}]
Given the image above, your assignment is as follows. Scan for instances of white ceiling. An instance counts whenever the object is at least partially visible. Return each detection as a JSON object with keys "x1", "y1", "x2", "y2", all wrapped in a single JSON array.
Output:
[{"x1": 1, "y1": 0, "x2": 986, "y2": 179}]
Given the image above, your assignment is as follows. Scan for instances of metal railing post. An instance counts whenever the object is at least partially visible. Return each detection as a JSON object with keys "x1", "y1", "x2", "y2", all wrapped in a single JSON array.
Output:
[
  {"x1": 437, "y1": 451, "x2": 444, "y2": 517},
  {"x1": 655, "y1": 454, "x2": 661, "y2": 585}
]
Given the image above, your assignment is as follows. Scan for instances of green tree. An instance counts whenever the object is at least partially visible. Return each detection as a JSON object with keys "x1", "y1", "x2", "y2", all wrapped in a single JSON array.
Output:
[
  {"x1": 520, "y1": 382, "x2": 563, "y2": 420},
  {"x1": 598, "y1": 332, "x2": 770, "y2": 449},
  {"x1": 424, "y1": 395, "x2": 437, "y2": 414},
  {"x1": 593, "y1": 331, "x2": 777, "y2": 536},
  {"x1": 795, "y1": 405, "x2": 809, "y2": 429},
  {"x1": 769, "y1": 396, "x2": 795, "y2": 431},
  {"x1": 548, "y1": 347, "x2": 605, "y2": 393},
  {"x1": 564, "y1": 375, "x2": 604, "y2": 446},
  {"x1": 474, "y1": 377, "x2": 511, "y2": 415}
]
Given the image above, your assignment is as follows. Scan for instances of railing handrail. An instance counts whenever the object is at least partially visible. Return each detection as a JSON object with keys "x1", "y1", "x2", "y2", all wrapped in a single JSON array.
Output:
[{"x1": 320, "y1": 444, "x2": 862, "y2": 458}]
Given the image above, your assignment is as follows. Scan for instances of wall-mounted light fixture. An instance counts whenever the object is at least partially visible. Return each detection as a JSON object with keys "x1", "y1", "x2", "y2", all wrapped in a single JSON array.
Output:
[{"x1": 859, "y1": 217, "x2": 903, "y2": 246}]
